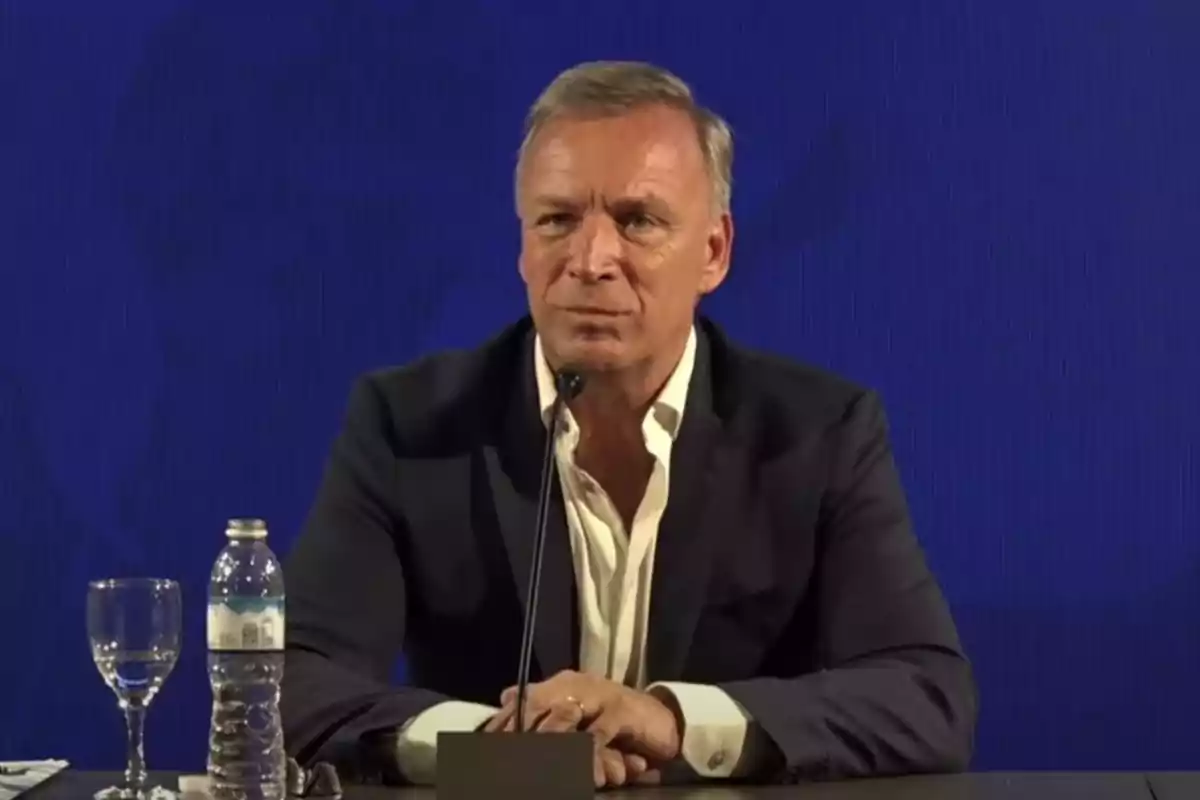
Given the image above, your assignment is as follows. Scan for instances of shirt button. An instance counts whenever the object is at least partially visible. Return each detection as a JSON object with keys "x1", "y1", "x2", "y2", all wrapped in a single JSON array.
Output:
[{"x1": 708, "y1": 751, "x2": 726, "y2": 769}]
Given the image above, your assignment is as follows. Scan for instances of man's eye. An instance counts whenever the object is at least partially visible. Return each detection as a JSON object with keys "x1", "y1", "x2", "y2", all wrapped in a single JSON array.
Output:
[
  {"x1": 620, "y1": 213, "x2": 656, "y2": 231},
  {"x1": 537, "y1": 213, "x2": 575, "y2": 229}
]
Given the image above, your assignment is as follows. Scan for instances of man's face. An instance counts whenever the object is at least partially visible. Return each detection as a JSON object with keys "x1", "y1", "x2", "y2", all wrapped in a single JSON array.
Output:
[{"x1": 517, "y1": 105, "x2": 732, "y2": 373}]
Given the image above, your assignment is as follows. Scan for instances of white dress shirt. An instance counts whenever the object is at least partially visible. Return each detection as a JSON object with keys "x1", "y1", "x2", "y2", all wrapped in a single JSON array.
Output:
[{"x1": 394, "y1": 328, "x2": 757, "y2": 783}]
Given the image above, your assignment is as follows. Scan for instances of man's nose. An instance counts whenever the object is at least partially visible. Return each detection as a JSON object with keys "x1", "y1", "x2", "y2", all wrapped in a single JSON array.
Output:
[{"x1": 566, "y1": 215, "x2": 622, "y2": 282}]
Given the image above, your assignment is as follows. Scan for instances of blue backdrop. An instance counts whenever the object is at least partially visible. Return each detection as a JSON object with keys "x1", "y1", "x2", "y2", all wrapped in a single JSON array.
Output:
[{"x1": 2, "y1": 0, "x2": 1197, "y2": 773}]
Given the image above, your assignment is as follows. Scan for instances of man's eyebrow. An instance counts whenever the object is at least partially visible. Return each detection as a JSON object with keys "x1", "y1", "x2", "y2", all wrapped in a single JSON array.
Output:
[
  {"x1": 529, "y1": 194, "x2": 586, "y2": 210},
  {"x1": 526, "y1": 192, "x2": 674, "y2": 216},
  {"x1": 607, "y1": 193, "x2": 673, "y2": 214}
]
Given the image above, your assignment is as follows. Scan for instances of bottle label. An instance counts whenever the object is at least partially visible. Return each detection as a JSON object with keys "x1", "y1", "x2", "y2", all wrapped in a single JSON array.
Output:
[{"x1": 207, "y1": 598, "x2": 285, "y2": 651}]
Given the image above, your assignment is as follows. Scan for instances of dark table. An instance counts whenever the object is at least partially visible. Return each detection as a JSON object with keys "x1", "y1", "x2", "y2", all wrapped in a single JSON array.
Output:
[{"x1": 21, "y1": 771, "x2": 1171, "y2": 800}]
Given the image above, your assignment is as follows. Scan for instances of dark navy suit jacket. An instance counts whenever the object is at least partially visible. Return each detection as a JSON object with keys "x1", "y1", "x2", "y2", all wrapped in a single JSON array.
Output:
[{"x1": 281, "y1": 316, "x2": 977, "y2": 783}]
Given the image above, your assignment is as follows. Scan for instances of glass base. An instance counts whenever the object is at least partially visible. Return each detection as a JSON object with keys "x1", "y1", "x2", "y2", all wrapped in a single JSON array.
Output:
[{"x1": 94, "y1": 785, "x2": 178, "y2": 800}]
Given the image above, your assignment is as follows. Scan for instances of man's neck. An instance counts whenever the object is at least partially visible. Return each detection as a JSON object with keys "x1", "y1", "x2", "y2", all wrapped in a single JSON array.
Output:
[
  {"x1": 570, "y1": 369, "x2": 662, "y2": 524},
  {"x1": 566, "y1": 332, "x2": 689, "y2": 442},
  {"x1": 570, "y1": 381, "x2": 651, "y2": 440}
]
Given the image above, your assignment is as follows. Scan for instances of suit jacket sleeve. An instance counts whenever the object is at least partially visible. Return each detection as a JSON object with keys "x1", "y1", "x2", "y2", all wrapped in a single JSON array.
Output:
[
  {"x1": 281, "y1": 376, "x2": 451, "y2": 767},
  {"x1": 719, "y1": 390, "x2": 978, "y2": 782}
]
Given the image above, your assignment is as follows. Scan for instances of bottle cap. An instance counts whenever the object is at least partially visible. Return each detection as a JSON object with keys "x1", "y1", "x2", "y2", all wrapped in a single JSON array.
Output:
[{"x1": 225, "y1": 518, "x2": 268, "y2": 539}]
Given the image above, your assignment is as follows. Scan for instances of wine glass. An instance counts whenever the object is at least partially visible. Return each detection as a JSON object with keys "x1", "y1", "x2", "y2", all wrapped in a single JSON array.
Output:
[{"x1": 87, "y1": 578, "x2": 182, "y2": 800}]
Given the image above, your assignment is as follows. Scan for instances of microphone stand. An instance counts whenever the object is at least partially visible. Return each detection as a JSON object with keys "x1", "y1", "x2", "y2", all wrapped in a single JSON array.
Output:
[
  {"x1": 435, "y1": 370, "x2": 593, "y2": 799},
  {"x1": 514, "y1": 369, "x2": 583, "y2": 733}
]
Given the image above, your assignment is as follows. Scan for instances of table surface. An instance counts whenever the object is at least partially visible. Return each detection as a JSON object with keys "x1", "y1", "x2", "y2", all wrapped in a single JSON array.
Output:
[
  {"x1": 1146, "y1": 772, "x2": 1200, "y2": 800},
  {"x1": 22, "y1": 771, "x2": 1189, "y2": 800}
]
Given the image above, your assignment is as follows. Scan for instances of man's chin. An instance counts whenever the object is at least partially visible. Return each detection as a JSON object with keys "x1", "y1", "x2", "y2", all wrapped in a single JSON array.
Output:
[{"x1": 550, "y1": 339, "x2": 632, "y2": 374}]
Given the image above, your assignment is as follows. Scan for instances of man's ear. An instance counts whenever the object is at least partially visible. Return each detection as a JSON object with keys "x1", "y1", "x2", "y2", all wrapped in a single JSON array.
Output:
[{"x1": 699, "y1": 211, "x2": 733, "y2": 294}]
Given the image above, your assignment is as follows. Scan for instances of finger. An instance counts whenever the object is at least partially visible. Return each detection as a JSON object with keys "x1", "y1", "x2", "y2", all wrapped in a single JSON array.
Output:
[
  {"x1": 534, "y1": 699, "x2": 585, "y2": 732},
  {"x1": 501, "y1": 702, "x2": 548, "y2": 732},
  {"x1": 482, "y1": 708, "x2": 511, "y2": 733},
  {"x1": 585, "y1": 708, "x2": 632, "y2": 749},
  {"x1": 622, "y1": 753, "x2": 649, "y2": 778},
  {"x1": 503, "y1": 691, "x2": 597, "y2": 730},
  {"x1": 632, "y1": 768, "x2": 663, "y2": 786},
  {"x1": 501, "y1": 669, "x2": 580, "y2": 707},
  {"x1": 595, "y1": 746, "x2": 627, "y2": 789},
  {"x1": 499, "y1": 685, "x2": 540, "y2": 711}
]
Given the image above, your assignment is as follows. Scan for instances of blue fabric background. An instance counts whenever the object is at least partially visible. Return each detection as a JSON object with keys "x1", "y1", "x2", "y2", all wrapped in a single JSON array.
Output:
[{"x1": 1, "y1": 0, "x2": 1197, "y2": 772}]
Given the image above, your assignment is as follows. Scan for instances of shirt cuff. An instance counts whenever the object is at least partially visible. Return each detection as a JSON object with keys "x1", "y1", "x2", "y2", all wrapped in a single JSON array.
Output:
[
  {"x1": 394, "y1": 700, "x2": 498, "y2": 785},
  {"x1": 647, "y1": 682, "x2": 752, "y2": 779}
]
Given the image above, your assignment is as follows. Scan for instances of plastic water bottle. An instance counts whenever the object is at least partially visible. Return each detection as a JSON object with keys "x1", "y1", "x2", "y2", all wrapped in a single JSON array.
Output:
[{"x1": 207, "y1": 518, "x2": 287, "y2": 800}]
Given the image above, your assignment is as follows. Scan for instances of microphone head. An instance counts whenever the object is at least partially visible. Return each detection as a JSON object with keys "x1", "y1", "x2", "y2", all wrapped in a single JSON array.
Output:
[{"x1": 554, "y1": 369, "x2": 586, "y2": 400}]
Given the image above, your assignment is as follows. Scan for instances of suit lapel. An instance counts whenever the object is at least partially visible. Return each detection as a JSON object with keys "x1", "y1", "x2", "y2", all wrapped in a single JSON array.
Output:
[
  {"x1": 483, "y1": 334, "x2": 578, "y2": 680},
  {"x1": 647, "y1": 326, "x2": 743, "y2": 682}
]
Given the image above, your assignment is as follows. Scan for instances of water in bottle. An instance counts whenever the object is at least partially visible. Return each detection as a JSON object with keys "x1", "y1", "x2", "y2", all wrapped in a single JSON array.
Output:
[{"x1": 207, "y1": 518, "x2": 287, "y2": 800}]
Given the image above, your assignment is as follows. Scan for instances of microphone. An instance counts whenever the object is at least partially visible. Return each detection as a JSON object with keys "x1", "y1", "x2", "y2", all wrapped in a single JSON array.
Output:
[
  {"x1": 514, "y1": 368, "x2": 585, "y2": 734},
  {"x1": 435, "y1": 368, "x2": 594, "y2": 800}
]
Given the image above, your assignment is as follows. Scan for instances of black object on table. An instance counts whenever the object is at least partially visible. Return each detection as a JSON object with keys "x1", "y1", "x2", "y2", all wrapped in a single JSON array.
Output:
[
  {"x1": 19, "y1": 771, "x2": 1166, "y2": 800},
  {"x1": 435, "y1": 730, "x2": 593, "y2": 800}
]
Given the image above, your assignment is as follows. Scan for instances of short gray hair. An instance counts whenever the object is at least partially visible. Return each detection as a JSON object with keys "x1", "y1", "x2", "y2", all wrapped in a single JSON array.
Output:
[{"x1": 516, "y1": 61, "x2": 734, "y2": 212}]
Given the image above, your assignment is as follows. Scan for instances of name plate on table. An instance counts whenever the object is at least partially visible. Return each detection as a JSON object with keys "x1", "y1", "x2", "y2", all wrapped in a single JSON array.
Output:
[{"x1": 436, "y1": 731, "x2": 593, "y2": 800}]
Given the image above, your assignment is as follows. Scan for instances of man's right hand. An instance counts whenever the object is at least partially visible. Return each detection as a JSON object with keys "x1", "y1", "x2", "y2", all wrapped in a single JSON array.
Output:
[{"x1": 480, "y1": 699, "x2": 661, "y2": 789}]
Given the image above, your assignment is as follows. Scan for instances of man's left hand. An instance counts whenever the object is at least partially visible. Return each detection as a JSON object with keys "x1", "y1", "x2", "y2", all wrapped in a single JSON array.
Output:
[{"x1": 490, "y1": 670, "x2": 682, "y2": 763}]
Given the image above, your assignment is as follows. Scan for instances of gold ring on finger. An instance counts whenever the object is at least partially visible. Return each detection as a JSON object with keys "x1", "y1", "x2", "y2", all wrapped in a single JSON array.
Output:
[{"x1": 564, "y1": 694, "x2": 588, "y2": 716}]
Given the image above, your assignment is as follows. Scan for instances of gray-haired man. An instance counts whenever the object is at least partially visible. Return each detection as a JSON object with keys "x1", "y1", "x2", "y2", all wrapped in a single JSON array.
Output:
[{"x1": 282, "y1": 61, "x2": 977, "y2": 789}]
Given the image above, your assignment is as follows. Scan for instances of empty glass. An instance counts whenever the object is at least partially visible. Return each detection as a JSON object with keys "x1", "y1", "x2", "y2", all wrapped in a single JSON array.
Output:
[{"x1": 87, "y1": 579, "x2": 182, "y2": 800}]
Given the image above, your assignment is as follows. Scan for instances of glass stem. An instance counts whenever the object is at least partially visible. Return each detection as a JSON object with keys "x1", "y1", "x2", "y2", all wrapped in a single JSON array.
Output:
[{"x1": 124, "y1": 701, "x2": 148, "y2": 795}]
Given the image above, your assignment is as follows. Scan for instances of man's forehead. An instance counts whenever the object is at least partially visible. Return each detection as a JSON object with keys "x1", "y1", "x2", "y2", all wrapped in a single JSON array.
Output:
[
  {"x1": 533, "y1": 107, "x2": 699, "y2": 155},
  {"x1": 521, "y1": 107, "x2": 707, "y2": 197}
]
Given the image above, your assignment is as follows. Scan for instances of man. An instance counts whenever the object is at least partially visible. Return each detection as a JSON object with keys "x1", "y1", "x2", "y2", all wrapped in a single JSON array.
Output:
[{"x1": 282, "y1": 61, "x2": 977, "y2": 788}]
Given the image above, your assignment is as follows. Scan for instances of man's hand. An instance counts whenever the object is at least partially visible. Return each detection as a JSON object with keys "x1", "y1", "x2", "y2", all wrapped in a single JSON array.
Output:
[
  {"x1": 482, "y1": 670, "x2": 681, "y2": 788},
  {"x1": 481, "y1": 697, "x2": 658, "y2": 789}
]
